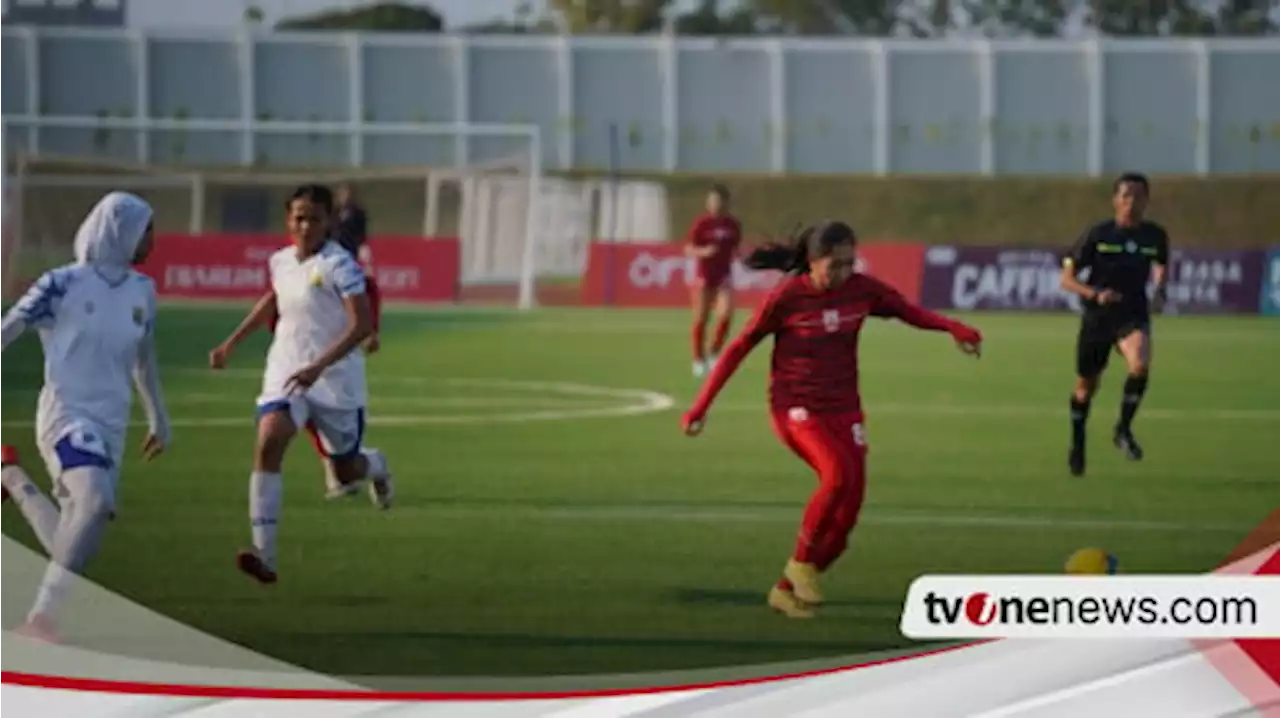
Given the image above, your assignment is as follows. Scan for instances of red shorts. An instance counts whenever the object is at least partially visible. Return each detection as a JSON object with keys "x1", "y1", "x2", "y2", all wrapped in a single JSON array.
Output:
[
  {"x1": 693, "y1": 272, "x2": 732, "y2": 292},
  {"x1": 769, "y1": 407, "x2": 868, "y2": 472}
]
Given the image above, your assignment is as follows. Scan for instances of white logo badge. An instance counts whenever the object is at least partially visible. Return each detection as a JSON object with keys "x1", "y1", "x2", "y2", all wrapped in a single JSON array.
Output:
[
  {"x1": 1125, "y1": 241, "x2": 1137, "y2": 254},
  {"x1": 822, "y1": 309, "x2": 841, "y2": 333}
]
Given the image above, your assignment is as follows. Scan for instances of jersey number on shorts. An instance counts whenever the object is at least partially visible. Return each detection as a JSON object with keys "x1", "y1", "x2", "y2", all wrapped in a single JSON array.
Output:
[{"x1": 851, "y1": 423, "x2": 867, "y2": 447}]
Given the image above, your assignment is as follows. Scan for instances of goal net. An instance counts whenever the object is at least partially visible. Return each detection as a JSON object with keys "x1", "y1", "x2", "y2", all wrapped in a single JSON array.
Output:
[{"x1": 2, "y1": 115, "x2": 558, "y2": 308}]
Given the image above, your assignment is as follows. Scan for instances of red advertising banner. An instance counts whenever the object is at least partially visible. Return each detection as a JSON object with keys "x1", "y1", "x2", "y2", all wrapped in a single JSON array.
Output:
[
  {"x1": 144, "y1": 234, "x2": 460, "y2": 302},
  {"x1": 581, "y1": 241, "x2": 926, "y2": 307}
]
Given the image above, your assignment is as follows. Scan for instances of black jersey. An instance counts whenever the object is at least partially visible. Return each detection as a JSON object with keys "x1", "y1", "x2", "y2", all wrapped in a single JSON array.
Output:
[{"x1": 1063, "y1": 219, "x2": 1169, "y2": 315}]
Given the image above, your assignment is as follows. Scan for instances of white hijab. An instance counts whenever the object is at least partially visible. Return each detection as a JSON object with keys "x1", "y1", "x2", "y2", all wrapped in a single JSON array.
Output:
[{"x1": 72, "y1": 192, "x2": 154, "y2": 282}]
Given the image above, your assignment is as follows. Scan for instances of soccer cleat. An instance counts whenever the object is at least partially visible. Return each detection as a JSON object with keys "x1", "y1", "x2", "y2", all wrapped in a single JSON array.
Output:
[
  {"x1": 783, "y1": 559, "x2": 824, "y2": 606},
  {"x1": 1, "y1": 445, "x2": 21, "y2": 502},
  {"x1": 235, "y1": 550, "x2": 278, "y2": 585},
  {"x1": 692, "y1": 360, "x2": 707, "y2": 378},
  {"x1": 1113, "y1": 427, "x2": 1144, "y2": 461},
  {"x1": 325, "y1": 480, "x2": 362, "y2": 501},
  {"x1": 12, "y1": 614, "x2": 61, "y2": 644},
  {"x1": 1068, "y1": 445, "x2": 1086, "y2": 477},
  {"x1": 768, "y1": 585, "x2": 815, "y2": 619},
  {"x1": 369, "y1": 472, "x2": 394, "y2": 510}
]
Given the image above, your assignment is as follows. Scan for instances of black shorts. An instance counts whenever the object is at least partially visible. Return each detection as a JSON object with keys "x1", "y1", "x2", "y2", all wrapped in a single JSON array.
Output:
[{"x1": 1075, "y1": 309, "x2": 1150, "y2": 378}]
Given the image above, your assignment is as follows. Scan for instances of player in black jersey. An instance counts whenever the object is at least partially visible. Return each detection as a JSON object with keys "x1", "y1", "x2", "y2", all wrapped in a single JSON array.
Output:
[{"x1": 1059, "y1": 173, "x2": 1169, "y2": 477}]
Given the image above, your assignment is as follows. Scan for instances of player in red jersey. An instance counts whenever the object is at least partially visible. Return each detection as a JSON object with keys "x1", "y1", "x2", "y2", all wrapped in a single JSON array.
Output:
[
  {"x1": 264, "y1": 215, "x2": 382, "y2": 500},
  {"x1": 685, "y1": 184, "x2": 742, "y2": 378},
  {"x1": 681, "y1": 221, "x2": 983, "y2": 619}
]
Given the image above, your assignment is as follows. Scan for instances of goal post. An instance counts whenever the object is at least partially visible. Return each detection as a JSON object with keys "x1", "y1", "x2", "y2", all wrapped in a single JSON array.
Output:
[{"x1": 2, "y1": 116, "x2": 546, "y2": 309}]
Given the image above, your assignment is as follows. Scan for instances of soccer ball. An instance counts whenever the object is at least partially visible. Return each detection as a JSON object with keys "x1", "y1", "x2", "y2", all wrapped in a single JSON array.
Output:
[{"x1": 1065, "y1": 548, "x2": 1119, "y2": 575}]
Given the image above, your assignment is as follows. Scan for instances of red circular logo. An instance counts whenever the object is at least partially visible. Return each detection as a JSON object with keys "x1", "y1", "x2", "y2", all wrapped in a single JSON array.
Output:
[{"x1": 965, "y1": 592, "x2": 997, "y2": 625}]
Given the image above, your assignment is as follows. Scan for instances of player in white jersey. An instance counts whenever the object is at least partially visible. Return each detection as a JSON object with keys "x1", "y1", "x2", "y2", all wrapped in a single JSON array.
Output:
[
  {"x1": 209, "y1": 184, "x2": 393, "y2": 585},
  {"x1": 0, "y1": 192, "x2": 171, "y2": 641}
]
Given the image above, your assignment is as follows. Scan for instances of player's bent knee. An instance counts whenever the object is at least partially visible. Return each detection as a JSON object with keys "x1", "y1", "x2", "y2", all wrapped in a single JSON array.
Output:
[{"x1": 60, "y1": 466, "x2": 116, "y2": 520}]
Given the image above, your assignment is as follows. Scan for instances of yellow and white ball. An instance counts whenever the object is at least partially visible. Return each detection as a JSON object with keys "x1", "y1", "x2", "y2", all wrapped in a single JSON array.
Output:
[{"x1": 1065, "y1": 548, "x2": 1119, "y2": 575}]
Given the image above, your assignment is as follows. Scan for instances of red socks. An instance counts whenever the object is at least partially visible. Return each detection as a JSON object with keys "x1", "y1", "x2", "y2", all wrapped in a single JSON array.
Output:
[
  {"x1": 711, "y1": 317, "x2": 732, "y2": 355},
  {"x1": 691, "y1": 319, "x2": 708, "y2": 362}
]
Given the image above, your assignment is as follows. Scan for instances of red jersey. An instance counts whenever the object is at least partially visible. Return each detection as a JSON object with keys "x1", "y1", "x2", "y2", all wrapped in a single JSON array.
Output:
[
  {"x1": 689, "y1": 272, "x2": 971, "y2": 419},
  {"x1": 686, "y1": 213, "x2": 742, "y2": 283}
]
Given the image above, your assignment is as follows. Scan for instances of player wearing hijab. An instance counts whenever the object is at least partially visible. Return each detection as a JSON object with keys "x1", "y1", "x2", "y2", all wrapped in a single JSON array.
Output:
[{"x1": 1, "y1": 192, "x2": 171, "y2": 641}]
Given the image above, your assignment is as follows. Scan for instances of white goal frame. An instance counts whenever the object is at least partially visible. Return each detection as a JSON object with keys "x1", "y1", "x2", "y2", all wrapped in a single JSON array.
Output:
[{"x1": 2, "y1": 116, "x2": 544, "y2": 310}]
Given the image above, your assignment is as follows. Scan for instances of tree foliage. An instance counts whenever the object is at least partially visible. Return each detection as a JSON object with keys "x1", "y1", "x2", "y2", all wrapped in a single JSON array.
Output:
[{"x1": 276, "y1": 2, "x2": 444, "y2": 32}]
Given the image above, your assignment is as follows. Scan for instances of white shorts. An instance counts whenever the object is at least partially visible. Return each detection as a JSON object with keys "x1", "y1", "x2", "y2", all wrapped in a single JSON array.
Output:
[{"x1": 256, "y1": 395, "x2": 366, "y2": 460}]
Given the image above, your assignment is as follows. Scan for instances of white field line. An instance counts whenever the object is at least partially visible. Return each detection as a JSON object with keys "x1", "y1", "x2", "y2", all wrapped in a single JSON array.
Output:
[{"x1": 307, "y1": 503, "x2": 1252, "y2": 536}]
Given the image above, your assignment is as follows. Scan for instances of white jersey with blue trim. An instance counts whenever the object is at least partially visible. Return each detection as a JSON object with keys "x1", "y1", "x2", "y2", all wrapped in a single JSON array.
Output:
[
  {"x1": 261, "y1": 240, "x2": 368, "y2": 410},
  {"x1": 9, "y1": 263, "x2": 157, "y2": 462}
]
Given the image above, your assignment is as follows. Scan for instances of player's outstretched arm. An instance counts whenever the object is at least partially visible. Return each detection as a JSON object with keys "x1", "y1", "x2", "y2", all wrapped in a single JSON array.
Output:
[
  {"x1": 874, "y1": 283, "x2": 982, "y2": 356},
  {"x1": 2, "y1": 269, "x2": 68, "y2": 351},
  {"x1": 683, "y1": 291, "x2": 781, "y2": 434},
  {"x1": 210, "y1": 290, "x2": 277, "y2": 368}
]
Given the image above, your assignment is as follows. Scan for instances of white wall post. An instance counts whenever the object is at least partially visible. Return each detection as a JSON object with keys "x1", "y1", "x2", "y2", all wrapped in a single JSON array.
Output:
[
  {"x1": 1194, "y1": 40, "x2": 1212, "y2": 176},
  {"x1": 871, "y1": 41, "x2": 891, "y2": 176},
  {"x1": 238, "y1": 29, "x2": 256, "y2": 165},
  {"x1": 978, "y1": 40, "x2": 996, "y2": 176},
  {"x1": 347, "y1": 33, "x2": 365, "y2": 167},
  {"x1": 133, "y1": 29, "x2": 150, "y2": 163},
  {"x1": 661, "y1": 35, "x2": 678, "y2": 172},
  {"x1": 452, "y1": 35, "x2": 470, "y2": 167},
  {"x1": 557, "y1": 35, "x2": 574, "y2": 170},
  {"x1": 1086, "y1": 39, "x2": 1105, "y2": 177},
  {"x1": 24, "y1": 26, "x2": 41, "y2": 154},
  {"x1": 768, "y1": 39, "x2": 787, "y2": 174}
]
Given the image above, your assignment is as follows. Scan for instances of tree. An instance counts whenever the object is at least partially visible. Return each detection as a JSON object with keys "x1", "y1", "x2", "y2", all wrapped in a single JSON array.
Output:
[
  {"x1": 1210, "y1": 0, "x2": 1277, "y2": 35},
  {"x1": 673, "y1": 0, "x2": 759, "y2": 35},
  {"x1": 547, "y1": 0, "x2": 672, "y2": 34},
  {"x1": 748, "y1": 0, "x2": 904, "y2": 35},
  {"x1": 1081, "y1": 0, "x2": 1214, "y2": 36},
  {"x1": 965, "y1": 0, "x2": 1072, "y2": 37},
  {"x1": 276, "y1": 2, "x2": 444, "y2": 32}
]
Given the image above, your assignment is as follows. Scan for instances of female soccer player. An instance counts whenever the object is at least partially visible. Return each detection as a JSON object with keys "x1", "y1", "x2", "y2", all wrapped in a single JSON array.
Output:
[
  {"x1": 209, "y1": 184, "x2": 393, "y2": 585},
  {"x1": 685, "y1": 184, "x2": 742, "y2": 377},
  {"x1": 1059, "y1": 172, "x2": 1169, "y2": 477},
  {"x1": 264, "y1": 209, "x2": 383, "y2": 501},
  {"x1": 0, "y1": 192, "x2": 171, "y2": 641},
  {"x1": 681, "y1": 221, "x2": 983, "y2": 619}
]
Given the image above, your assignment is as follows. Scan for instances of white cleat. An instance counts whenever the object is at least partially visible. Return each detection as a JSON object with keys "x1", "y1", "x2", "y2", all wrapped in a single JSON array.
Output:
[
  {"x1": 692, "y1": 360, "x2": 707, "y2": 378},
  {"x1": 369, "y1": 470, "x2": 394, "y2": 510},
  {"x1": 325, "y1": 481, "x2": 362, "y2": 500}
]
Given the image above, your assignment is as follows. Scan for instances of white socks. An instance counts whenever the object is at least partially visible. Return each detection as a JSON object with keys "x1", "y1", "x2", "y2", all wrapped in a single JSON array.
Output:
[
  {"x1": 361, "y1": 448, "x2": 389, "y2": 479},
  {"x1": 2, "y1": 465, "x2": 59, "y2": 553},
  {"x1": 249, "y1": 471, "x2": 282, "y2": 569},
  {"x1": 30, "y1": 466, "x2": 114, "y2": 622}
]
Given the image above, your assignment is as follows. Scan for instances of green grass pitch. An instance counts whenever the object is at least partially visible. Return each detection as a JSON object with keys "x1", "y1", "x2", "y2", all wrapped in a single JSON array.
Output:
[{"x1": 2, "y1": 306, "x2": 1277, "y2": 680}]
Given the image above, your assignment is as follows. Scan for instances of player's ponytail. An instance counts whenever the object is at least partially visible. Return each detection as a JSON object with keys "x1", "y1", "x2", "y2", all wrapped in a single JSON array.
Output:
[
  {"x1": 745, "y1": 224, "x2": 816, "y2": 273},
  {"x1": 745, "y1": 221, "x2": 856, "y2": 274}
]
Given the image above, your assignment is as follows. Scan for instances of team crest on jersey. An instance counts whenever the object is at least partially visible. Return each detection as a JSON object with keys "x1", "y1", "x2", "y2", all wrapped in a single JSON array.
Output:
[
  {"x1": 132, "y1": 306, "x2": 145, "y2": 326},
  {"x1": 1125, "y1": 240, "x2": 1137, "y2": 253},
  {"x1": 822, "y1": 309, "x2": 841, "y2": 332},
  {"x1": 309, "y1": 271, "x2": 324, "y2": 287}
]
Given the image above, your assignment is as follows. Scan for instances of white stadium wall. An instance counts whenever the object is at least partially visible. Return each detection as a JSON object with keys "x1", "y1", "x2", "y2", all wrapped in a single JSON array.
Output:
[{"x1": 2, "y1": 28, "x2": 1279, "y2": 175}]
